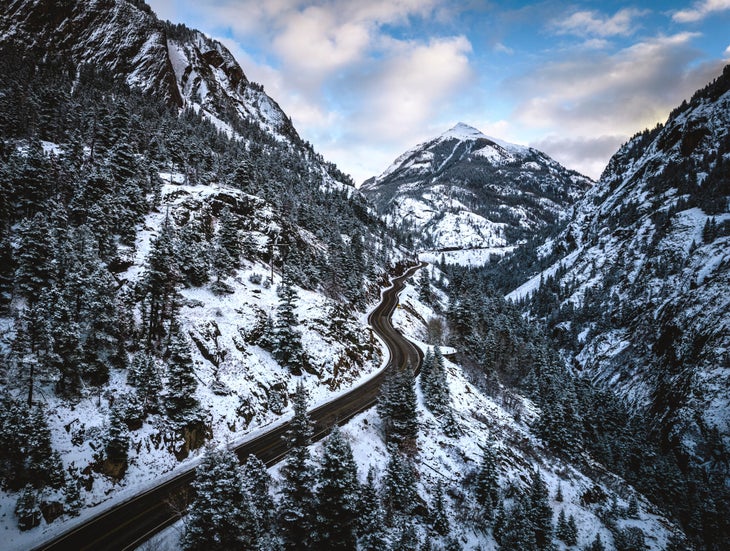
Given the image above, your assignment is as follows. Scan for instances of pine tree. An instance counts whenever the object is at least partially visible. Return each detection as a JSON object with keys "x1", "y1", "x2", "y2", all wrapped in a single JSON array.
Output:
[
  {"x1": 64, "y1": 470, "x2": 83, "y2": 517},
  {"x1": 500, "y1": 494, "x2": 536, "y2": 551},
  {"x1": 419, "y1": 347, "x2": 434, "y2": 402},
  {"x1": 182, "y1": 446, "x2": 255, "y2": 551},
  {"x1": 565, "y1": 513, "x2": 578, "y2": 545},
  {"x1": 626, "y1": 494, "x2": 639, "y2": 518},
  {"x1": 141, "y1": 215, "x2": 180, "y2": 344},
  {"x1": 165, "y1": 325, "x2": 201, "y2": 424},
  {"x1": 528, "y1": 470, "x2": 553, "y2": 550},
  {"x1": 14, "y1": 212, "x2": 54, "y2": 301},
  {"x1": 314, "y1": 426, "x2": 360, "y2": 550},
  {"x1": 383, "y1": 445, "x2": 418, "y2": 521},
  {"x1": 15, "y1": 485, "x2": 41, "y2": 531},
  {"x1": 556, "y1": 482, "x2": 564, "y2": 502},
  {"x1": 392, "y1": 517, "x2": 419, "y2": 551},
  {"x1": 242, "y1": 453, "x2": 276, "y2": 541},
  {"x1": 418, "y1": 267, "x2": 432, "y2": 304},
  {"x1": 279, "y1": 382, "x2": 316, "y2": 550},
  {"x1": 128, "y1": 352, "x2": 163, "y2": 414},
  {"x1": 272, "y1": 274, "x2": 305, "y2": 374},
  {"x1": 378, "y1": 367, "x2": 418, "y2": 450},
  {"x1": 431, "y1": 481, "x2": 450, "y2": 536},
  {"x1": 358, "y1": 467, "x2": 387, "y2": 551},
  {"x1": 105, "y1": 402, "x2": 130, "y2": 466},
  {"x1": 556, "y1": 508, "x2": 568, "y2": 541},
  {"x1": 586, "y1": 533, "x2": 605, "y2": 551},
  {"x1": 474, "y1": 443, "x2": 500, "y2": 519}
]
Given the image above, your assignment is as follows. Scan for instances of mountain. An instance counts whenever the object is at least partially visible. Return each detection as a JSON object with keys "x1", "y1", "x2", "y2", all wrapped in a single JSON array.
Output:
[
  {"x1": 505, "y1": 65, "x2": 730, "y2": 545},
  {"x1": 0, "y1": 0, "x2": 409, "y2": 543},
  {"x1": 1, "y1": 0, "x2": 298, "y2": 142},
  {"x1": 361, "y1": 122, "x2": 592, "y2": 264}
]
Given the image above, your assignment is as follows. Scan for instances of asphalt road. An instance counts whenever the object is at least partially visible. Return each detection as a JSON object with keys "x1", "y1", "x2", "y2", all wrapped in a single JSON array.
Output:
[{"x1": 34, "y1": 263, "x2": 424, "y2": 551}]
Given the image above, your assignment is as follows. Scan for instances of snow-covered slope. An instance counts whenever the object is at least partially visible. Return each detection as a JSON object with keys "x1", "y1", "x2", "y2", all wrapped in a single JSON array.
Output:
[
  {"x1": 0, "y1": 0, "x2": 299, "y2": 142},
  {"x1": 361, "y1": 123, "x2": 592, "y2": 264},
  {"x1": 509, "y1": 65, "x2": 730, "y2": 464},
  {"x1": 140, "y1": 268, "x2": 684, "y2": 551}
]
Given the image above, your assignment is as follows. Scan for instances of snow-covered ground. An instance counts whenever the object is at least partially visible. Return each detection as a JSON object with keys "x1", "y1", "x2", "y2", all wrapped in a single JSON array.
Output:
[
  {"x1": 140, "y1": 268, "x2": 680, "y2": 550},
  {"x1": 0, "y1": 178, "x2": 401, "y2": 550}
]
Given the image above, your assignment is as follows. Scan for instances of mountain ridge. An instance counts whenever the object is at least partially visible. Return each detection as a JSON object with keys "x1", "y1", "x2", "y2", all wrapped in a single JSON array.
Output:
[{"x1": 361, "y1": 122, "x2": 592, "y2": 264}]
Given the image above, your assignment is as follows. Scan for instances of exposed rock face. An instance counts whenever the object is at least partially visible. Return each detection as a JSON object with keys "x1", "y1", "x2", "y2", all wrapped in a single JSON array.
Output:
[{"x1": 0, "y1": 0, "x2": 298, "y2": 140}]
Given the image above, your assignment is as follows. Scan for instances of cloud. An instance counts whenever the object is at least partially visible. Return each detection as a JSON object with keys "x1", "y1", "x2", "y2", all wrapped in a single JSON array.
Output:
[
  {"x1": 550, "y1": 8, "x2": 648, "y2": 38},
  {"x1": 510, "y1": 33, "x2": 725, "y2": 136},
  {"x1": 530, "y1": 135, "x2": 626, "y2": 180},
  {"x1": 672, "y1": 0, "x2": 730, "y2": 23},
  {"x1": 353, "y1": 36, "x2": 473, "y2": 141},
  {"x1": 507, "y1": 32, "x2": 727, "y2": 177}
]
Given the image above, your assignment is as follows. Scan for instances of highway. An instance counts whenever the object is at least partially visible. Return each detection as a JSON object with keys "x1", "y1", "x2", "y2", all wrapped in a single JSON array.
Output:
[{"x1": 34, "y1": 263, "x2": 424, "y2": 551}]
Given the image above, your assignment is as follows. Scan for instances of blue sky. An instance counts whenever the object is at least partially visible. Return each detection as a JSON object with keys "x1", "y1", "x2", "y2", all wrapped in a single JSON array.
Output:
[{"x1": 147, "y1": 0, "x2": 730, "y2": 182}]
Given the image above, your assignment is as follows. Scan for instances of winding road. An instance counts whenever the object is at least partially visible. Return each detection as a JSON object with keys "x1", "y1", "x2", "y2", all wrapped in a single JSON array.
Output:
[{"x1": 34, "y1": 263, "x2": 424, "y2": 551}]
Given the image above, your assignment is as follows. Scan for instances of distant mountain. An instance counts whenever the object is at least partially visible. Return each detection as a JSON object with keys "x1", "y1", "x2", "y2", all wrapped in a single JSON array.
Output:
[
  {"x1": 509, "y1": 65, "x2": 730, "y2": 475},
  {"x1": 361, "y1": 122, "x2": 592, "y2": 263}
]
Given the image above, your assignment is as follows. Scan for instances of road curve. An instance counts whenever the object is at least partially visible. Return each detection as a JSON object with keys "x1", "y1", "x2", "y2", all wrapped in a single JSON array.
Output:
[{"x1": 34, "y1": 263, "x2": 424, "y2": 551}]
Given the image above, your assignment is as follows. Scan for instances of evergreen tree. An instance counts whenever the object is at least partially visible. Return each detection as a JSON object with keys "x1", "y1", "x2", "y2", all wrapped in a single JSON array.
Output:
[
  {"x1": 358, "y1": 467, "x2": 387, "y2": 551},
  {"x1": 141, "y1": 215, "x2": 180, "y2": 344},
  {"x1": 528, "y1": 470, "x2": 553, "y2": 550},
  {"x1": 273, "y1": 274, "x2": 305, "y2": 375},
  {"x1": 419, "y1": 348, "x2": 434, "y2": 398},
  {"x1": 15, "y1": 485, "x2": 41, "y2": 531},
  {"x1": 555, "y1": 482, "x2": 564, "y2": 502},
  {"x1": 586, "y1": 533, "x2": 605, "y2": 551},
  {"x1": 182, "y1": 446, "x2": 255, "y2": 551},
  {"x1": 128, "y1": 352, "x2": 162, "y2": 414},
  {"x1": 565, "y1": 513, "x2": 578, "y2": 545},
  {"x1": 431, "y1": 481, "x2": 450, "y2": 536},
  {"x1": 104, "y1": 402, "x2": 130, "y2": 466},
  {"x1": 165, "y1": 325, "x2": 201, "y2": 424},
  {"x1": 378, "y1": 367, "x2": 419, "y2": 450},
  {"x1": 392, "y1": 517, "x2": 419, "y2": 551},
  {"x1": 383, "y1": 445, "x2": 418, "y2": 521},
  {"x1": 556, "y1": 508, "x2": 568, "y2": 542},
  {"x1": 279, "y1": 382, "x2": 315, "y2": 550},
  {"x1": 242, "y1": 453, "x2": 276, "y2": 541},
  {"x1": 14, "y1": 212, "x2": 54, "y2": 301},
  {"x1": 499, "y1": 494, "x2": 536, "y2": 551},
  {"x1": 418, "y1": 267, "x2": 432, "y2": 304},
  {"x1": 64, "y1": 470, "x2": 83, "y2": 517},
  {"x1": 474, "y1": 443, "x2": 500, "y2": 519},
  {"x1": 315, "y1": 426, "x2": 360, "y2": 550},
  {"x1": 626, "y1": 494, "x2": 639, "y2": 518}
]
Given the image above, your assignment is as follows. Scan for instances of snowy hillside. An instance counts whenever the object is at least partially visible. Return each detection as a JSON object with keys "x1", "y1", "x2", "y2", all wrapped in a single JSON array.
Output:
[
  {"x1": 139, "y1": 267, "x2": 684, "y2": 551},
  {"x1": 503, "y1": 64, "x2": 730, "y2": 546},
  {"x1": 0, "y1": 0, "x2": 409, "y2": 543},
  {"x1": 361, "y1": 123, "x2": 592, "y2": 265}
]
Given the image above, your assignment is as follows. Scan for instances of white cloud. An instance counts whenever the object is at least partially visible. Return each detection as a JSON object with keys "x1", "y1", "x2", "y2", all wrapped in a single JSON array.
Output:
[
  {"x1": 673, "y1": 0, "x2": 730, "y2": 23},
  {"x1": 507, "y1": 32, "x2": 726, "y2": 177},
  {"x1": 551, "y1": 8, "x2": 648, "y2": 38},
  {"x1": 530, "y1": 135, "x2": 626, "y2": 180}
]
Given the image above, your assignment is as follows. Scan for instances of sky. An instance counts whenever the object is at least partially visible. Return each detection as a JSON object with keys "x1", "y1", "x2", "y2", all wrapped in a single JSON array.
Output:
[{"x1": 147, "y1": 0, "x2": 730, "y2": 183}]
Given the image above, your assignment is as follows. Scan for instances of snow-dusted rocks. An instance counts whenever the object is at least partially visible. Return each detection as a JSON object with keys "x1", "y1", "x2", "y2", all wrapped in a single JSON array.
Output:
[{"x1": 361, "y1": 123, "x2": 592, "y2": 265}]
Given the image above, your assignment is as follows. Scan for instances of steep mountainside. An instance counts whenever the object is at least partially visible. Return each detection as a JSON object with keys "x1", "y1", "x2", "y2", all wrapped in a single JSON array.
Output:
[
  {"x1": 361, "y1": 123, "x2": 592, "y2": 264},
  {"x1": 0, "y1": 0, "x2": 299, "y2": 142},
  {"x1": 509, "y1": 65, "x2": 730, "y2": 491},
  {"x1": 0, "y1": 0, "x2": 405, "y2": 542}
]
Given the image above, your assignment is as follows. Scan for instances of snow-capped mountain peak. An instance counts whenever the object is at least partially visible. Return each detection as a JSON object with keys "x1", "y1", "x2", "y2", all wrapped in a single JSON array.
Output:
[
  {"x1": 439, "y1": 122, "x2": 486, "y2": 142},
  {"x1": 362, "y1": 123, "x2": 592, "y2": 265}
]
